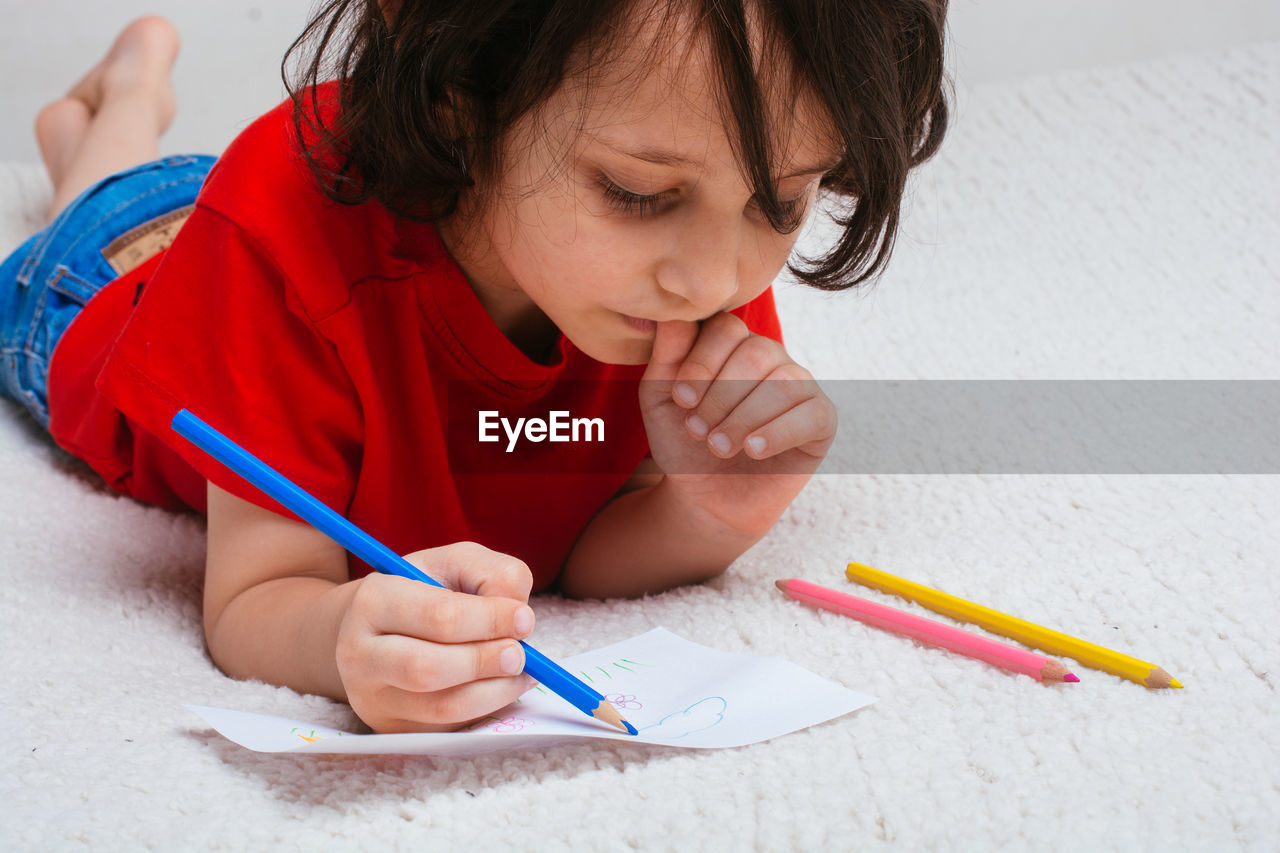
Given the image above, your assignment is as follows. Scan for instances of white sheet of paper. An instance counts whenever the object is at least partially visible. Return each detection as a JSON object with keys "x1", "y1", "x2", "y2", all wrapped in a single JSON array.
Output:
[{"x1": 188, "y1": 628, "x2": 876, "y2": 754}]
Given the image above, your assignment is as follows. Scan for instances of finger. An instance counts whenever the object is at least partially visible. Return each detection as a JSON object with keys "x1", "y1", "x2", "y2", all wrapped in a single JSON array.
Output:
[
  {"x1": 668, "y1": 313, "x2": 752, "y2": 409},
  {"x1": 683, "y1": 335, "x2": 789, "y2": 442},
  {"x1": 730, "y1": 394, "x2": 838, "y2": 461},
  {"x1": 693, "y1": 373, "x2": 813, "y2": 458},
  {"x1": 642, "y1": 319, "x2": 699, "y2": 384},
  {"x1": 360, "y1": 573, "x2": 535, "y2": 643},
  {"x1": 377, "y1": 674, "x2": 538, "y2": 733},
  {"x1": 373, "y1": 633, "x2": 530, "y2": 693},
  {"x1": 404, "y1": 541, "x2": 533, "y2": 602}
]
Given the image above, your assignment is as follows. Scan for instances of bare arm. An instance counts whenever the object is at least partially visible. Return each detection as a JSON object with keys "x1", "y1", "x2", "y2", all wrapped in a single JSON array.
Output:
[
  {"x1": 203, "y1": 479, "x2": 355, "y2": 699},
  {"x1": 559, "y1": 315, "x2": 836, "y2": 601},
  {"x1": 557, "y1": 459, "x2": 767, "y2": 600},
  {"x1": 202, "y1": 481, "x2": 538, "y2": 732}
]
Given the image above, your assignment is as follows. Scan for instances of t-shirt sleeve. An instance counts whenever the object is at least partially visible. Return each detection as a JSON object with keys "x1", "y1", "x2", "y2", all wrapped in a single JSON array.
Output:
[{"x1": 96, "y1": 204, "x2": 363, "y2": 519}]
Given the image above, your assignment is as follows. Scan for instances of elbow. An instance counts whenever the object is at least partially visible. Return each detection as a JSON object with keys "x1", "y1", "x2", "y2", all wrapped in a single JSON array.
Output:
[{"x1": 201, "y1": 603, "x2": 239, "y2": 680}]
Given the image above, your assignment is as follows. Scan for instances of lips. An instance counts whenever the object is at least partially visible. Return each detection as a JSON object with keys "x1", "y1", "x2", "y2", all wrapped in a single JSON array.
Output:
[{"x1": 622, "y1": 314, "x2": 657, "y2": 333}]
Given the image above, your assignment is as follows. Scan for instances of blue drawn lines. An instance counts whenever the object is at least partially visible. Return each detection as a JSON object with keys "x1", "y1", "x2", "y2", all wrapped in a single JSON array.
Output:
[{"x1": 640, "y1": 697, "x2": 727, "y2": 739}]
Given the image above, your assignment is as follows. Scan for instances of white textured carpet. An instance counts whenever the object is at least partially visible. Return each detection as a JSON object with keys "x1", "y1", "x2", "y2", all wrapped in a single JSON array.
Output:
[{"x1": 3, "y1": 43, "x2": 1278, "y2": 852}]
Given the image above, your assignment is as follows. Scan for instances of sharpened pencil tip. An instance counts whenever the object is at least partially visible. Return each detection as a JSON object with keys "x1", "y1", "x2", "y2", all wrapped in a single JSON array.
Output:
[
  {"x1": 593, "y1": 699, "x2": 637, "y2": 735},
  {"x1": 1170, "y1": 678, "x2": 1183, "y2": 688},
  {"x1": 775, "y1": 579, "x2": 789, "y2": 592},
  {"x1": 1064, "y1": 673, "x2": 1080, "y2": 683}
]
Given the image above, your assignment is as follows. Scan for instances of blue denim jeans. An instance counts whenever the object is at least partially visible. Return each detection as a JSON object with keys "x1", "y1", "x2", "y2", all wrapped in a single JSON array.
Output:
[{"x1": 0, "y1": 154, "x2": 215, "y2": 427}]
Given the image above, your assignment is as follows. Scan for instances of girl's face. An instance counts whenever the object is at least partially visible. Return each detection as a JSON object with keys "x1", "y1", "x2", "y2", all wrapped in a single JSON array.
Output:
[{"x1": 439, "y1": 24, "x2": 838, "y2": 366}]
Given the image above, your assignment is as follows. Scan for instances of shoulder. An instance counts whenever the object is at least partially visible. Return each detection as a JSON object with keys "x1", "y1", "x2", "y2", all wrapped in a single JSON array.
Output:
[
  {"x1": 197, "y1": 89, "x2": 328, "y2": 227},
  {"x1": 192, "y1": 84, "x2": 422, "y2": 319}
]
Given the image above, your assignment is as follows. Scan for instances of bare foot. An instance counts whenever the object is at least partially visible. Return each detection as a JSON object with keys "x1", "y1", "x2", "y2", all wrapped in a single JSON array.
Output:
[
  {"x1": 36, "y1": 16, "x2": 182, "y2": 224},
  {"x1": 64, "y1": 16, "x2": 181, "y2": 135}
]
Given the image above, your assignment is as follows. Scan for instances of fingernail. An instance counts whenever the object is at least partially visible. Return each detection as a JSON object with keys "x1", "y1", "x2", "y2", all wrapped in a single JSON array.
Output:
[
  {"x1": 673, "y1": 383, "x2": 697, "y2": 405},
  {"x1": 523, "y1": 675, "x2": 539, "y2": 690},
  {"x1": 500, "y1": 644, "x2": 525, "y2": 675},
  {"x1": 746, "y1": 435, "x2": 766, "y2": 456},
  {"x1": 514, "y1": 606, "x2": 534, "y2": 636},
  {"x1": 686, "y1": 414, "x2": 708, "y2": 437},
  {"x1": 709, "y1": 432, "x2": 731, "y2": 454}
]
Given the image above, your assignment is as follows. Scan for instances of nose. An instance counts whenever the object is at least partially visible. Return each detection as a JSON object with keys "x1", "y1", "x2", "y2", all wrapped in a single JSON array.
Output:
[{"x1": 655, "y1": 216, "x2": 742, "y2": 316}]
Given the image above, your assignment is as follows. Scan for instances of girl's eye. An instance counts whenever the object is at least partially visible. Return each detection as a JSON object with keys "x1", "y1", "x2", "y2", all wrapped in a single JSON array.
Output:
[
  {"x1": 597, "y1": 177, "x2": 672, "y2": 218},
  {"x1": 596, "y1": 175, "x2": 809, "y2": 226}
]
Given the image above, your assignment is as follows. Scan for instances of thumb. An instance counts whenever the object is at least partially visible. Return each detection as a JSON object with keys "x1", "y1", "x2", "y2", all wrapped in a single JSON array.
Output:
[
  {"x1": 642, "y1": 320, "x2": 699, "y2": 383},
  {"x1": 403, "y1": 542, "x2": 533, "y2": 602}
]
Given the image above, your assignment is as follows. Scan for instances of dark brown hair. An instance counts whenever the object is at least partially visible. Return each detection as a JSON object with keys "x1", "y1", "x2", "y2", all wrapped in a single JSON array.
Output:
[{"x1": 284, "y1": 0, "x2": 949, "y2": 290}]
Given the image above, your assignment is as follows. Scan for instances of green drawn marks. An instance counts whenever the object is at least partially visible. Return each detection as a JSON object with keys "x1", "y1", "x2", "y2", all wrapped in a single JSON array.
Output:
[
  {"x1": 577, "y1": 665, "x2": 615, "y2": 683},
  {"x1": 289, "y1": 726, "x2": 344, "y2": 743},
  {"x1": 532, "y1": 657, "x2": 651, "y2": 694},
  {"x1": 578, "y1": 657, "x2": 651, "y2": 684}
]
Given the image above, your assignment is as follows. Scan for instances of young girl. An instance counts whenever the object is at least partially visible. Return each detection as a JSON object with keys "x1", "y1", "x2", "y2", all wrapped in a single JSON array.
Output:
[{"x1": 0, "y1": 1, "x2": 947, "y2": 733}]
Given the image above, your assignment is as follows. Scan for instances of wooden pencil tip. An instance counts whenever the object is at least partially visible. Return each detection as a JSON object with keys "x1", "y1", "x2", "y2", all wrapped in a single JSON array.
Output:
[
  {"x1": 1041, "y1": 659, "x2": 1076, "y2": 683},
  {"x1": 775, "y1": 579, "x2": 789, "y2": 592},
  {"x1": 1064, "y1": 673, "x2": 1080, "y2": 683},
  {"x1": 593, "y1": 699, "x2": 637, "y2": 735},
  {"x1": 1170, "y1": 678, "x2": 1184, "y2": 689}
]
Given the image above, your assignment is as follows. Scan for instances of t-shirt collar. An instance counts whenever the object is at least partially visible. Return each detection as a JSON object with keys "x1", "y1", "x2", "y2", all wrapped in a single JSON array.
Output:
[{"x1": 394, "y1": 216, "x2": 576, "y2": 395}]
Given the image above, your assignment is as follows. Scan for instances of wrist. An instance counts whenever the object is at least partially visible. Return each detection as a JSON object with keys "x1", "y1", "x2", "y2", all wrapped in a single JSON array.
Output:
[
  {"x1": 649, "y1": 475, "x2": 771, "y2": 548},
  {"x1": 206, "y1": 574, "x2": 358, "y2": 702},
  {"x1": 651, "y1": 473, "x2": 784, "y2": 540}
]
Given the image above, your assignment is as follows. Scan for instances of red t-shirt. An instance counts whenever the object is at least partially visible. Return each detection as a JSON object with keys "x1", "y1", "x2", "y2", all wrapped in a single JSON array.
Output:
[{"x1": 46, "y1": 92, "x2": 783, "y2": 591}]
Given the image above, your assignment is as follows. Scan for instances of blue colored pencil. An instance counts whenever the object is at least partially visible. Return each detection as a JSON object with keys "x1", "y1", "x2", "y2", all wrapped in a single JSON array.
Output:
[{"x1": 170, "y1": 408, "x2": 636, "y2": 735}]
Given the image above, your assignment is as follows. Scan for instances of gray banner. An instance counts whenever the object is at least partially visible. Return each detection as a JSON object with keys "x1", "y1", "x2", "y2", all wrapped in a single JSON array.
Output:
[
  {"x1": 445, "y1": 380, "x2": 1279, "y2": 474},
  {"x1": 819, "y1": 380, "x2": 1278, "y2": 474}
]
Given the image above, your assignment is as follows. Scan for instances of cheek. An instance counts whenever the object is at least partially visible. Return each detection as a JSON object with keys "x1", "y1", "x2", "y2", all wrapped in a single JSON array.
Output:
[
  {"x1": 743, "y1": 230, "x2": 803, "y2": 290},
  {"x1": 546, "y1": 218, "x2": 653, "y2": 291},
  {"x1": 491, "y1": 197, "x2": 574, "y2": 282}
]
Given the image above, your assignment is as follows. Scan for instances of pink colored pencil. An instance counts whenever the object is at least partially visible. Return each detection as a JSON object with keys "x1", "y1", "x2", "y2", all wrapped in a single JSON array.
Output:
[{"x1": 776, "y1": 578, "x2": 1079, "y2": 684}]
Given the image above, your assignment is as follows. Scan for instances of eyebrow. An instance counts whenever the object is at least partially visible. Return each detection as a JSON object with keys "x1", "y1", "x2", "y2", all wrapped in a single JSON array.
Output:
[{"x1": 596, "y1": 138, "x2": 840, "y2": 178}]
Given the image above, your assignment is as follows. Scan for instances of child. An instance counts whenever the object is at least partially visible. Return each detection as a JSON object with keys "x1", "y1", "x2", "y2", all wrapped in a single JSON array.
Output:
[{"x1": 0, "y1": 2, "x2": 948, "y2": 733}]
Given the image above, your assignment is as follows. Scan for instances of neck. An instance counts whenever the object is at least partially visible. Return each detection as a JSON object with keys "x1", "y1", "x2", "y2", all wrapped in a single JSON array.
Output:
[{"x1": 436, "y1": 213, "x2": 559, "y2": 364}]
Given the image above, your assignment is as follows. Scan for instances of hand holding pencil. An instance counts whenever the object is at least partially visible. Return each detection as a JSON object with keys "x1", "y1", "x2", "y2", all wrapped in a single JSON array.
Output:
[
  {"x1": 332, "y1": 545, "x2": 542, "y2": 733},
  {"x1": 172, "y1": 409, "x2": 637, "y2": 735}
]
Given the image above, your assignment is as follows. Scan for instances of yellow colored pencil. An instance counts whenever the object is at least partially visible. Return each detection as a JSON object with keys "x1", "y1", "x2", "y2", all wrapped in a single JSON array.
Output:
[{"x1": 846, "y1": 562, "x2": 1183, "y2": 689}]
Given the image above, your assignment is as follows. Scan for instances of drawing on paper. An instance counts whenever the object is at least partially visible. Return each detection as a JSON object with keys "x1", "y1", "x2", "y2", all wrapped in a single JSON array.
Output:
[
  {"x1": 577, "y1": 657, "x2": 652, "y2": 684},
  {"x1": 188, "y1": 627, "x2": 877, "y2": 756},
  {"x1": 531, "y1": 657, "x2": 653, "y2": 695},
  {"x1": 289, "y1": 725, "x2": 345, "y2": 743},
  {"x1": 604, "y1": 693, "x2": 643, "y2": 710},
  {"x1": 463, "y1": 714, "x2": 536, "y2": 734},
  {"x1": 484, "y1": 715, "x2": 535, "y2": 733},
  {"x1": 640, "y1": 696, "x2": 727, "y2": 739}
]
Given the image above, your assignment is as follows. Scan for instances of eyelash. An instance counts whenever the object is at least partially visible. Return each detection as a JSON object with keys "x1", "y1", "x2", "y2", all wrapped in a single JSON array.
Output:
[
  {"x1": 597, "y1": 176, "x2": 809, "y2": 222},
  {"x1": 598, "y1": 178, "x2": 669, "y2": 217}
]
